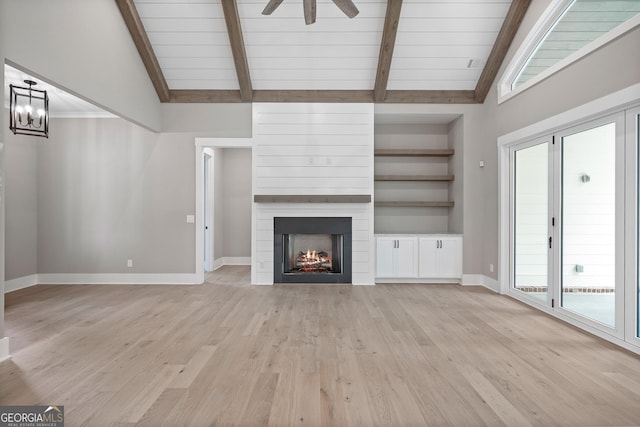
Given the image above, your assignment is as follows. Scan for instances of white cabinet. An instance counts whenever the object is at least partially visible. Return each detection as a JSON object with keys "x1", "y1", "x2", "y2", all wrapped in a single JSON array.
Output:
[
  {"x1": 376, "y1": 237, "x2": 418, "y2": 278},
  {"x1": 419, "y1": 236, "x2": 462, "y2": 279},
  {"x1": 376, "y1": 234, "x2": 462, "y2": 281}
]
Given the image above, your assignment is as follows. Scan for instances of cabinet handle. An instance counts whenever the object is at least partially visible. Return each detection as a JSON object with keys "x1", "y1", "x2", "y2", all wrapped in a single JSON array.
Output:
[{"x1": 396, "y1": 240, "x2": 399, "y2": 248}]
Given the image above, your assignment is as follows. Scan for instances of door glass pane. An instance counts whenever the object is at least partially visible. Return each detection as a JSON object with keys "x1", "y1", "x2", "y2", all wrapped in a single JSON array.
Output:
[
  {"x1": 514, "y1": 143, "x2": 548, "y2": 301},
  {"x1": 562, "y1": 122, "x2": 616, "y2": 327}
]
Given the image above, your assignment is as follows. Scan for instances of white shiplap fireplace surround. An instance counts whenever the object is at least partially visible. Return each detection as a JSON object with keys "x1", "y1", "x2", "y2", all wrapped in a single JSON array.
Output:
[{"x1": 251, "y1": 103, "x2": 375, "y2": 285}]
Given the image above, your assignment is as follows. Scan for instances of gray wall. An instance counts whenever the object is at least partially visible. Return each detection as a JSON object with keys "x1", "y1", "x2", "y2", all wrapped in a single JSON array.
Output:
[
  {"x1": 374, "y1": 123, "x2": 451, "y2": 234},
  {"x1": 0, "y1": 0, "x2": 161, "y2": 131},
  {"x1": 1, "y1": 2, "x2": 6, "y2": 339},
  {"x1": 472, "y1": 5, "x2": 640, "y2": 280},
  {"x1": 447, "y1": 116, "x2": 464, "y2": 234},
  {"x1": 213, "y1": 149, "x2": 225, "y2": 262},
  {"x1": 209, "y1": 147, "x2": 252, "y2": 265},
  {"x1": 36, "y1": 118, "x2": 196, "y2": 274},
  {"x1": 4, "y1": 128, "x2": 38, "y2": 280},
  {"x1": 220, "y1": 148, "x2": 252, "y2": 258},
  {"x1": 161, "y1": 104, "x2": 252, "y2": 136}
]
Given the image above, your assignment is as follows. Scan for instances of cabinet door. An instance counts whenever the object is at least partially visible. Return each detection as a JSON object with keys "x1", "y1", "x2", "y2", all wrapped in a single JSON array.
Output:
[
  {"x1": 419, "y1": 237, "x2": 439, "y2": 277},
  {"x1": 395, "y1": 238, "x2": 418, "y2": 277},
  {"x1": 437, "y1": 238, "x2": 462, "y2": 278},
  {"x1": 376, "y1": 238, "x2": 397, "y2": 278}
]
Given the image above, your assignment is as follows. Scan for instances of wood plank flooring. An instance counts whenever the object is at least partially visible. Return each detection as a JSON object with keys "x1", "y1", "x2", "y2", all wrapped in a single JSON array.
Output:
[{"x1": 2, "y1": 266, "x2": 640, "y2": 426}]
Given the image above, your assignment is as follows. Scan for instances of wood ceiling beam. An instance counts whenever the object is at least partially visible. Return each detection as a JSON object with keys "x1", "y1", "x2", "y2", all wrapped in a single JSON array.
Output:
[
  {"x1": 221, "y1": 0, "x2": 253, "y2": 102},
  {"x1": 115, "y1": 0, "x2": 170, "y2": 103},
  {"x1": 384, "y1": 90, "x2": 478, "y2": 104},
  {"x1": 169, "y1": 90, "x2": 243, "y2": 103},
  {"x1": 253, "y1": 90, "x2": 374, "y2": 103},
  {"x1": 167, "y1": 90, "x2": 480, "y2": 104},
  {"x1": 475, "y1": 0, "x2": 531, "y2": 103},
  {"x1": 374, "y1": 0, "x2": 403, "y2": 103}
]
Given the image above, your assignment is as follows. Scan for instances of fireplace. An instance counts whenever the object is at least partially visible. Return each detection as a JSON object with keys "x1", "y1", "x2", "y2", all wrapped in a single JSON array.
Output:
[{"x1": 274, "y1": 217, "x2": 352, "y2": 283}]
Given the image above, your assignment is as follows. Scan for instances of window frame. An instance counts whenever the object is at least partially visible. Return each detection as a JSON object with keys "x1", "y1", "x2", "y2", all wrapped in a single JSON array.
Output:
[{"x1": 498, "y1": 0, "x2": 640, "y2": 104}]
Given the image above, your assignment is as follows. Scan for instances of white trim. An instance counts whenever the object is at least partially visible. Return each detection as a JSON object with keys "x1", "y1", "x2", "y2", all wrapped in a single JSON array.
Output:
[
  {"x1": 375, "y1": 278, "x2": 460, "y2": 285},
  {"x1": 213, "y1": 258, "x2": 225, "y2": 271},
  {"x1": 4, "y1": 274, "x2": 39, "y2": 293},
  {"x1": 499, "y1": 3, "x2": 640, "y2": 103},
  {"x1": 461, "y1": 274, "x2": 500, "y2": 293},
  {"x1": 213, "y1": 257, "x2": 251, "y2": 270},
  {"x1": 498, "y1": 83, "x2": 640, "y2": 146},
  {"x1": 36, "y1": 273, "x2": 200, "y2": 285},
  {"x1": 0, "y1": 337, "x2": 10, "y2": 363},
  {"x1": 195, "y1": 136, "x2": 254, "y2": 286},
  {"x1": 195, "y1": 138, "x2": 253, "y2": 149}
]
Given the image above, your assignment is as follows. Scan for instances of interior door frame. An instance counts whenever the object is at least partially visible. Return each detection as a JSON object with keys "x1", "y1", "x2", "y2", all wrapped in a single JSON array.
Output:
[{"x1": 194, "y1": 138, "x2": 253, "y2": 284}]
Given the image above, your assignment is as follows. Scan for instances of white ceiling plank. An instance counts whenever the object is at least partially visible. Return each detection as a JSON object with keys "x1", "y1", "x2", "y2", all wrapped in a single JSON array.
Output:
[
  {"x1": 137, "y1": 18, "x2": 226, "y2": 32},
  {"x1": 393, "y1": 45, "x2": 494, "y2": 58},
  {"x1": 391, "y1": 68, "x2": 482, "y2": 81},
  {"x1": 253, "y1": 80, "x2": 374, "y2": 90},
  {"x1": 390, "y1": 57, "x2": 472, "y2": 69},
  {"x1": 249, "y1": 57, "x2": 378, "y2": 69},
  {"x1": 399, "y1": 2, "x2": 511, "y2": 18},
  {"x1": 164, "y1": 68, "x2": 239, "y2": 80},
  {"x1": 389, "y1": 80, "x2": 478, "y2": 91},
  {"x1": 159, "y1": 57, "x2": 242, "y2": 69},
  {"x1": 167, "y1": 79, "x2": 240, "y2": 89},
  {"x1": 395, "y1": 32, "x2": 500, "y2": 46},
  {"x1": 135, "y1": 3, "x2": 224, "y2": 18},
  {"x1": 251, "y1": 68, "x2": 375, "y2": 81},
  {"x1": 146, "y1": 31, "x2": 231, "y2": 46},
  {"x1": 238, "y1": 18, "x2": 385, "y2": 32},
  {"x1": 397, "y1": 18, "x2": 505, "y2": 32},
  {"x1": 153, "y1": 45, "x2": 234, "y2": 59},
  {"x1": 245, "y1": 45, "x2": 379, "y2": 58},
  {"x1": 243, "y1": 31, "x2": 382, "y2": 46}
]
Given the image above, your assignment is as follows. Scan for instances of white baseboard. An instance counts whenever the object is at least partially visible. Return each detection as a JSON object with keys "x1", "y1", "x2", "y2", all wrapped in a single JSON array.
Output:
[
  {"x1": 36, "y1": 273, "x2": 200, "y2": 285},
  {"x1": 213, "y1": 257, "x2": 251, "y2": 270},
  {"x1": 0, "y1": 337, "x2": 9, "y2": 362},
  {"x1": 375, "y1": 278, "x2": 461, "y2": 284},
  {"x1": 5, "y1": 274, "x2": 39, "y2": 293},
  {"x1": 461, "y1": 274, "x2": 500, "y2": 293}
]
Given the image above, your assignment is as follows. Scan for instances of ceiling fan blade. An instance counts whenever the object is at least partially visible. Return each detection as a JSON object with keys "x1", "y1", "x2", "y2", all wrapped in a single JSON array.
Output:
[
  {"x1": 262, "y1": 0, "x2": 283, "y2": 15},
  {"x1": 304, "y1": 0, "x2": 316, "y2": 24},
  {"x1": 332, "y1": 0, "x2": 359, "y2": 18}
]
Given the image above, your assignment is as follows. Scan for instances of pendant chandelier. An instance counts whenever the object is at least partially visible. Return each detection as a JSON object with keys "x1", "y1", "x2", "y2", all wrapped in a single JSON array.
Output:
[{"x1": 9, "y1": 79, "x2": 49, "y2": 138}]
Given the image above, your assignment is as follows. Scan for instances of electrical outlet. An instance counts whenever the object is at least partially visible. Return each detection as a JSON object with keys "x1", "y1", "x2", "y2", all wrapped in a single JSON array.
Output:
[
  {"x1": 489, "y1": 263, "x2": 494, "y2": 273},
  {"x1": 127, "y1": 259, "x2": 133, "y2": 268}
]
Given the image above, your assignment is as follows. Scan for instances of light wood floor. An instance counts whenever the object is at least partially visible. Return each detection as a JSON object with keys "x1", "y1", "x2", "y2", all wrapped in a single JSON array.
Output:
[{"x1": 2, "y1": 266, "x2": 640, "y2": 426}]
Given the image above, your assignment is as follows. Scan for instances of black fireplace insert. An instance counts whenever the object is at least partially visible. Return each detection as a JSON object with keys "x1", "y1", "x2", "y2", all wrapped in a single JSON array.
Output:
[{"x1": 274, "y1": 217, "x2": 352, "y2": 283}]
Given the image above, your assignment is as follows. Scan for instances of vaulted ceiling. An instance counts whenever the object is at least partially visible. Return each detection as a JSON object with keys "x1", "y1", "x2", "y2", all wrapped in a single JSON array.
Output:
[{"x1": 117, "y1": 0, "x2": 531, "y2": 104}]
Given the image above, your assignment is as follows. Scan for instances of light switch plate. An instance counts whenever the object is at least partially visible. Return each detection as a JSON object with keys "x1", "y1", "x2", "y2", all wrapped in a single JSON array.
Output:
[{"x1": 186, "y1": 215, "x2": 195, "y2": 224}]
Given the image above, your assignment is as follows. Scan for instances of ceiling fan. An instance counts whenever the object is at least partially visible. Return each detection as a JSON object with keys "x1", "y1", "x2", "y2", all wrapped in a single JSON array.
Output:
[{"x1": 262, "y1": 0, "x2": 359, "y2": 25}]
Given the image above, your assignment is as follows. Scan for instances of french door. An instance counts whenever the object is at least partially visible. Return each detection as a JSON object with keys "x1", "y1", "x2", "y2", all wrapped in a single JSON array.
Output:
[{"x1": 511, "y1": 113, "x2": 626, "y2": 338}]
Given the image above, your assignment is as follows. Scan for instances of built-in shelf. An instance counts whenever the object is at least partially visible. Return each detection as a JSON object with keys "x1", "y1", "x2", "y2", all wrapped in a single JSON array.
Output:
[
  {"x1": 375, "y1": 175, "x2": 454, "y2": 182},
  {"x1": 374, "y1": 149, "x2": 454, "y2": 157},
  {"x1": 375, "y1": 201, "x2": 455, "y2": 207}
]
